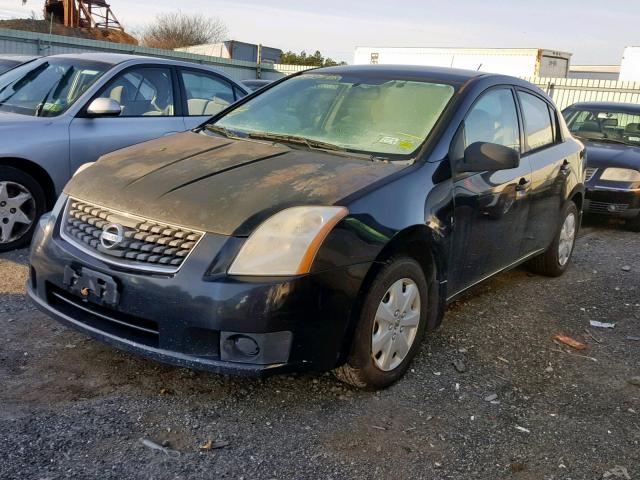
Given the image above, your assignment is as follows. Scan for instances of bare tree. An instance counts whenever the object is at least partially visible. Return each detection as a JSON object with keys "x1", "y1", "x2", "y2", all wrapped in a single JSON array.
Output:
[{"x1": 140, "y1": 12, "x2": 228, "y2": 50}]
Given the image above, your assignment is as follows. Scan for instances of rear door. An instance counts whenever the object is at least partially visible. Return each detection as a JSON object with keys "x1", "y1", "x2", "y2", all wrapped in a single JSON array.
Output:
[
  {"x1": 69, "y1": 66, "x2": 184, "y2": 173},
  {"x1": 516, "y1": 90, "x2": 568, "y2": 254},
  {"x1": 178, "y1": 68, "x2": 244, "y2": 130},
  {"x1": 449, "y1": 87, "x2": 533, "y2": 294}
]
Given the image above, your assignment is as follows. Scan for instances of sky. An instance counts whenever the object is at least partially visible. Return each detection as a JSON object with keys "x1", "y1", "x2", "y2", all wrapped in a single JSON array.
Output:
[{"x1": 1, "y1": 0, "x2": 638, "y2": 65}]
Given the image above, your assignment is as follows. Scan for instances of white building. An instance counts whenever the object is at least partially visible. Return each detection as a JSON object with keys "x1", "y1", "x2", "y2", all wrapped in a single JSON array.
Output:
[{"x1": 353, "y1": 47, "x2": 572, "y2": 78}]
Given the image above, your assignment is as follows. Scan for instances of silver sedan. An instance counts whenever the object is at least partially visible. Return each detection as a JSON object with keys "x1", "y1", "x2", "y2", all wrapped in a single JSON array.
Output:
[{"x1": 0, "y1": 52, "x2": 248, "y2": 251}]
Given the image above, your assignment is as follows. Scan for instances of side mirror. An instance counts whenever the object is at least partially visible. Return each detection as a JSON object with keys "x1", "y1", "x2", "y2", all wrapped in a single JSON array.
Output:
[
  {"x1": 86, "y1": 98, "x2": 122, "y2": 117},
  {"x1": 460, "y1": 142, "x2": 520, "y2": 172}
]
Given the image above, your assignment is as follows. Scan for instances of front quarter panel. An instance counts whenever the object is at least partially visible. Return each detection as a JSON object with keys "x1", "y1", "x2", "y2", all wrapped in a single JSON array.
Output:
[{"x1": 0, "y1": 118, "x2": 71, "y2": 194}]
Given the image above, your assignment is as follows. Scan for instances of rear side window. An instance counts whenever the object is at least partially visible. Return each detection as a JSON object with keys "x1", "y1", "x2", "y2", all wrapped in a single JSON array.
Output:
[
  {"x1": 464, "y1": 88, "x2": 520, "y2": 152},
  {"x1": 180, "y1": 70, "x2": 236, "y2": 116},
  {"x1": 519, "y1": 91, "x2": 554, "y2": 150}
]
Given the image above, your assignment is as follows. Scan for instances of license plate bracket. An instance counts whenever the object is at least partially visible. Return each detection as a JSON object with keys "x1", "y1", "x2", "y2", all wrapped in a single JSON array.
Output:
[{"x1": 63, "y1": 265, "x2": 119, "y2": 307}]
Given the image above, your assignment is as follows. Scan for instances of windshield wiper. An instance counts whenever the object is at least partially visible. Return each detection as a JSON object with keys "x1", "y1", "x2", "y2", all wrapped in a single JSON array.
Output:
[
  {"x1": 574, "y1": 134, "x2": 630, "y2": 146},
  {"x1": 246, "y1": 131, "x2": 347, "y2": 152},
  {"x1": 203, "y1": 124, "x2": 243, "y2": 139}
]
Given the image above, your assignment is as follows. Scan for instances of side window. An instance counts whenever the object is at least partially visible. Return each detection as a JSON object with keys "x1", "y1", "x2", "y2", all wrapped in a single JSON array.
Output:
[
  {"x1": 518, "y1": 91, "x2": 554, "y2": 150},
  {"x1": 464, "y1": 88, "x2": 520, "y2": 152},
  {"x1": 180, "y1": 70, "x2": 236, "y2": 116},
  {"x1": 97, "y1": 67, "x2": 174, "y2": 117}
]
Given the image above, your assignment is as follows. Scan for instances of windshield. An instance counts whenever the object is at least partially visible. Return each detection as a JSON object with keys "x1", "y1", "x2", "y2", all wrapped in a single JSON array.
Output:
[
  {"x1": 0, "y1": 58, "x2": 110, "y2": 117},
  {"x1": 212, "y1": 73, "x2": 456, "y2": 157},
  {"x1": 0, "y1": 59, "x2": 20, "y2": 75},
  {"x1": 564, "y1": 108, "x2": 640, "y2": 146}
]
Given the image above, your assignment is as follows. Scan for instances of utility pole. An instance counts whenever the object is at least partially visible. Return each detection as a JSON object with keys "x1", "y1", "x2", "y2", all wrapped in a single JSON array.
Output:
[{"x1": 256, "y1": 44, "x2": 262, "y2": 79}]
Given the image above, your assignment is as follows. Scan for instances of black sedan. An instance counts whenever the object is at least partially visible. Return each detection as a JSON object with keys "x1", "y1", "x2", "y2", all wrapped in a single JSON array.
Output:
[
  {"x1": 563, "y1": 102, "x2": 640, "y2": 230},
  {"x1": 28, "y1": 65, "x2": 585, "y2": 389}
]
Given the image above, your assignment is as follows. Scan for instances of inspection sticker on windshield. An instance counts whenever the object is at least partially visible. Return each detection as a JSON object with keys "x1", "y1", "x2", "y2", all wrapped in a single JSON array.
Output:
[{"x1": 378, "y1": 136, "x2": 399, "y2": 145}]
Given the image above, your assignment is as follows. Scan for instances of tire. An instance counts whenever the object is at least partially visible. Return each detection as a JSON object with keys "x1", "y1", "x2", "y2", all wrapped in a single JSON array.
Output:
[
  {"x1": 625, "y1": 214, "x2": 640, "y2": 232},
  {"x1": 0, "y1": 166, "x2": 46, "y2": 252},
  {"x1": 333, "y1": 256, "x2": 431, "y2": 389},
  {"x1": 527, "y1": 201, "x2": 579, "y2": 277}
]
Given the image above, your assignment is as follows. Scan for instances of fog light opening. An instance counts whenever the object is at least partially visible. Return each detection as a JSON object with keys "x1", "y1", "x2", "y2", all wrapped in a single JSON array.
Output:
[{"x1": 225, "y1": 334, "x2": 260, "y2": 358}]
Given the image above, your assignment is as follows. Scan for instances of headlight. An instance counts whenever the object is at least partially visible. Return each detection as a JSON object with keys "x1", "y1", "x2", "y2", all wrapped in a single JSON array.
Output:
[
  {"x1": 600, "y1": 168, "x2": 640, "y2": 182},
  {"x1": 228, "y1": 206, "x2": 348, "y2": 276},
  {"x1": 73, "y1": 162, "x2": 95, "y2": 177}
]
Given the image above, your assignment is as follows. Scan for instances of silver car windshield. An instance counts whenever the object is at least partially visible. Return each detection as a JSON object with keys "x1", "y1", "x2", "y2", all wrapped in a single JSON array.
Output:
[
  {"x1": 0, "y1": 58, "x2": 109, "y2": 117},
  {"x1": 212, "y1": 73, "x2": 456, "y2": 157}
]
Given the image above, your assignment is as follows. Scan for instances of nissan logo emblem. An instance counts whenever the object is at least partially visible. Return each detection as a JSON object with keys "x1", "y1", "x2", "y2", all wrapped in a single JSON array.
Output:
[{"x1": 100, "y1": 223, "x2": 125, "y2": 249}]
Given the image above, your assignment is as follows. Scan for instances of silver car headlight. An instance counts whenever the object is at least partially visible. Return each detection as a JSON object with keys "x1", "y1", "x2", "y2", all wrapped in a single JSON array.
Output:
[
  {"x1": 228, "y1": 206, "x2": 348, "y2": 276},
  {"x1": 600, "y1": 168, "x2": 640, "y2": 182}
]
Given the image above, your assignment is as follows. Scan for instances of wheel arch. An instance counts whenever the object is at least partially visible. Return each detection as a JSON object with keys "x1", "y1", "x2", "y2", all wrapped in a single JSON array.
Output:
[
  {"x1": 0, "y1": 158, "x2": 57, "y2": 209},
  {"x1": 339, "y1": 224, "x2": 448, "y2": 364}
]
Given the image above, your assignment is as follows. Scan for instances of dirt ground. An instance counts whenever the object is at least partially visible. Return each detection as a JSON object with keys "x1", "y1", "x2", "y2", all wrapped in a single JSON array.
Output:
[{"x1": 0, "y1": 220, "x2": 638, "y2": 479}]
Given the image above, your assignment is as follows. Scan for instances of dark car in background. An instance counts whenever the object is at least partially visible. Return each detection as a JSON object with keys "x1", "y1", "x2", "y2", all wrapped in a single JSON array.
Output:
[
  {"x1": 0, "y1": 54, "x2": 39, "y2": 75},
  {"x1": 29, "y1": 65, "x2": 585, "y2": 389},
  {"x1": 563, "y1": 102, "x2": 640, "y2": 230},
  {"x1": 0, "y1": 53, "x2": 248, "y2": 251}
]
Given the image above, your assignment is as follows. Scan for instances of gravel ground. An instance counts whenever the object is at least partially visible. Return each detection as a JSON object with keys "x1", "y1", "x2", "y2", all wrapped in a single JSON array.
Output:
[{"x1": 0, "y1": 221, "x2": 638, "y2": 479}]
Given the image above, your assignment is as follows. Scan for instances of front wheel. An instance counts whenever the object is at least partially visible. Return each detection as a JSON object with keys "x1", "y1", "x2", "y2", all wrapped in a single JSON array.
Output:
[
  {"x1": 625, "y1": 214, "x2": 640, "y2": 232},
  {"x1": 527, "y1": 201, "x2": 579, "y2": 277},
  {"x1": 333, "y1": 256, "x2": 431, "y2": 389},
  {"x1": 0, "y1": 166, "x2": 46, "y2": 252}
]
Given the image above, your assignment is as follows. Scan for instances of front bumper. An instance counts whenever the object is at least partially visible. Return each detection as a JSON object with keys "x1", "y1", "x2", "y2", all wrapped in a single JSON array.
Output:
[
  {"x1": 584, "y1": 186, "x2": 640, "y2": 219},
  {"x1": 28, "y1": 207, "x2": 371, "y2": 377}
]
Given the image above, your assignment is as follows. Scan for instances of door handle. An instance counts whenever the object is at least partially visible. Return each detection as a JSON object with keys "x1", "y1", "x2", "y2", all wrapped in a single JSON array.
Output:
[{"x1": 516, "y1": 177, "x2": 531, "y2": 192}]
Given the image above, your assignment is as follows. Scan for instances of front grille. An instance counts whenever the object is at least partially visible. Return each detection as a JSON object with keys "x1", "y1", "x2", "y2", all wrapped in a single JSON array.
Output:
[
  {"x1": 47, "y1": 283, "x2": 159, "y2": 347},
  {"x1": 587, "y1": 200, "x2": 629, "y2": 215},
  {"x1": 585, "y1": 167, "x2": 598, "y2": 182},
  {"x1": 61, "y1": 198, "x2": 203, "y2": 273}
]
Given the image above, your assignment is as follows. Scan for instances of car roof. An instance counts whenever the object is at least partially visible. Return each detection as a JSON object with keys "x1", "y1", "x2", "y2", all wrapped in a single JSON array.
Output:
[
  {"x1": 0, "y1": 54, "x2": 40, "y2": 62},
  {"x1": 565, "y1": 101, "x2": 640, "y2": 114},
  {"x1": 312, "y1": 64, "x2": 488, "y2": 84},
  {"x1": 40, "y1": 53, "x2": 246, "y2": 90}
]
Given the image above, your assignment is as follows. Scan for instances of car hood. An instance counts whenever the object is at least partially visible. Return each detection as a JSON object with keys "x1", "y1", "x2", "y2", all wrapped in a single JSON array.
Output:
[
  {"x1": 65, "y1": 131, "x2": 405, "y2": 236},
  {"x1": 584, "y1": 140, "x2": 640, "y2": 170}
]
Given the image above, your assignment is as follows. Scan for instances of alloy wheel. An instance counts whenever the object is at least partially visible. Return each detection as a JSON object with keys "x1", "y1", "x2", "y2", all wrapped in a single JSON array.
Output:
[
  {"x1": 371, "y1": 278, "x2": 421, "y2": 372},
  {"x1": 558, "y1": 212, "x2": 576, "y2": 266},
  {"x1": 0, "y1": 181, "x2": 36, "y2": 244}
]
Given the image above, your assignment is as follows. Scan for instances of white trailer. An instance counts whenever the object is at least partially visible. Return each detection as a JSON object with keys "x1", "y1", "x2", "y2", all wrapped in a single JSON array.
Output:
[
  {"x1": 353, "y1": 47, "x2": 572, "y2": 78},
  {"x1": 619, "y1": 47, "x2": 640, "y2": 81}
]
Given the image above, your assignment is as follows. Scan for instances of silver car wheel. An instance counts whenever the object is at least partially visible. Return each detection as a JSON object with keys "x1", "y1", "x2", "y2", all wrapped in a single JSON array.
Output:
[
  {"x1": 0, "y1": 181, "x2": 36, "y2": 244},
  {"x1": 558, "y1": 211, "x2": 576, "y2": 266},
  {"x1": 371, "y1": 278, "x2": 421, "y2": 372}
]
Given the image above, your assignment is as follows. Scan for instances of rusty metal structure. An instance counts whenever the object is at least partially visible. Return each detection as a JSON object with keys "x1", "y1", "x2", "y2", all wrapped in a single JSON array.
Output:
[{"x1": 44, "y1": 0, "x2": 123, "y2": 30}]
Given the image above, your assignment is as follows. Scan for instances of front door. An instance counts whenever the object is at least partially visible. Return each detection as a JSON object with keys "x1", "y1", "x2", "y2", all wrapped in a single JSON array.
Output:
[
  {"x1": 69, "y1": 66, "x2": 184, "y2": 173},
  {"x1": 449, "y1": 87, "x2": 533, "y2": 295}
]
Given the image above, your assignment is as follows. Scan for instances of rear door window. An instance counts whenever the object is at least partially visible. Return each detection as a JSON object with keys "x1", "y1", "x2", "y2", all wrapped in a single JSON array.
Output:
[
  {"x1": 518, "y1": 91, "x2": 554, "y2": 150},
  {"x1": 180, "y1": 70, "x2": 236, "y2": 116}
]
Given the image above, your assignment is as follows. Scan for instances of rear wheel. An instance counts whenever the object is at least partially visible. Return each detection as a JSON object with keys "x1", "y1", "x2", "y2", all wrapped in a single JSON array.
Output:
[
  {"x1": 0, "y1": 166, "x2": 46, "y2": 252},
  {"x1": 527, "y1": 201, "x2": 578, "y2": 277},
  {"x1": 333, "y1": 256, "x2": 430, "y2": 389}
]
